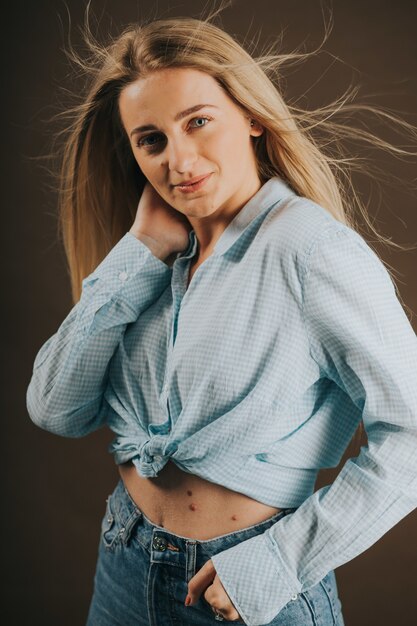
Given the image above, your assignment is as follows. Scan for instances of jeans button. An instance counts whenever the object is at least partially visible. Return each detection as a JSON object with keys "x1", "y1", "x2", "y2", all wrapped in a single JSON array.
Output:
[{"x1": 152, "y1": 535, "x2": 168, "y2": 551}]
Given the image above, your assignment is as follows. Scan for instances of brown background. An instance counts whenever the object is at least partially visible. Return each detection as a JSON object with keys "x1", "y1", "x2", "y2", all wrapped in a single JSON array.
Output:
[{"x1": 5, "y1": 0, "x2": 417, "y2": 624}]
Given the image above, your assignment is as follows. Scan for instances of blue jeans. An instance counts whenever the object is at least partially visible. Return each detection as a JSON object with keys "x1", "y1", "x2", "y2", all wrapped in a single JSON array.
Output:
[{"x1": 86, "y1": 478, "x2": 345, "y2": 625}]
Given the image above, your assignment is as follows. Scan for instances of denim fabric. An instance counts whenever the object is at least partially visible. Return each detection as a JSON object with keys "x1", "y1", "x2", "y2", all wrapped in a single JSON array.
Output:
[{"x1": 86, "y1": 478, "x2": 345, "y2": 626}]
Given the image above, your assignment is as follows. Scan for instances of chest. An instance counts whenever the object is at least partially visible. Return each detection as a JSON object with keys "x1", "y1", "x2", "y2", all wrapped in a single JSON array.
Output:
[{"x1": 127, "y1": 251, "x2": 302, "y2": 393}]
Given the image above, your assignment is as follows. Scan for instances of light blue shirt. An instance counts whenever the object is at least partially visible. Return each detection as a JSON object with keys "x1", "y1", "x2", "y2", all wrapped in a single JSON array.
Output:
[{"x1": 26, "y1": 176, "x2": 417, "y2": 626}]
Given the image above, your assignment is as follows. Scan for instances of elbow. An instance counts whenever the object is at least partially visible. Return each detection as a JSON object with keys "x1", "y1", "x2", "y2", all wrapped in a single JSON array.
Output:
[
  {"x1": 26, "y1": 383, "x2": 51, "y2": 432},
  {"x1": 26, "y1": 391, "x2": 81, "y2": 438},
  {"x1": 26, "y1": 384, "x2": 105, "y2": 439}
]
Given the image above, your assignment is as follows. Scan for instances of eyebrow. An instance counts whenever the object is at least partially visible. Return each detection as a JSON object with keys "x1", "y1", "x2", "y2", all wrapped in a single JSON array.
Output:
[{"x1": 129, "y1": 104, "x2": 219, "y2": 137}]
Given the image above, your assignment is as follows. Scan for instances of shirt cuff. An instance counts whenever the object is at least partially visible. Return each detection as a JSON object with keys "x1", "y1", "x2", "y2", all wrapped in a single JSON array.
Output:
[
  {"x1": 78, "y1": 232, "x2": 172, "y2": 334},
  {"x1": 82, "y1": 231, "x2": 171, "y2": 286},
  {"x1": 210, "y1": 531, "x2": 301, "y2": 626}
]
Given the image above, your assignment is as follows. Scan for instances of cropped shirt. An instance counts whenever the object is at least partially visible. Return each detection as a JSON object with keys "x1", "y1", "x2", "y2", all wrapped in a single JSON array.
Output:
[{"x1": 26, "y1": 176, "x2": 417, "y2": 626}]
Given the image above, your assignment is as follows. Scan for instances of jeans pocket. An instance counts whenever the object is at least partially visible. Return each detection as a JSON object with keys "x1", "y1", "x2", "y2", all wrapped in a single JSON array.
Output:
[
  {"x1": 101, "y1": 494, "x2": 123, "y2": 551},
  {"x1": 318, "y1": 571, "x2": 344, "y2": 625},
  {"x1": 295, "y1": 571, "x2": 342, "y2": 626}
]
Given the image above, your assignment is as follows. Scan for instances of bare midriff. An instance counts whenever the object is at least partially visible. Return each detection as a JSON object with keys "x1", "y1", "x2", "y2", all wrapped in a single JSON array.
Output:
[{"x1": 118, "y1": 459, "x2": 282, "y2": 541}]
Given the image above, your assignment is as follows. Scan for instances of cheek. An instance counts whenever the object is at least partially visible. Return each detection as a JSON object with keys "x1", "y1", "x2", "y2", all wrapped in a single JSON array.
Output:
[
  {"x1": 208, "y1": 126, "x2": 247, "y2": 158},
  {"x1": 133, "y1": 153, "x2": 156, "y2": 180}
]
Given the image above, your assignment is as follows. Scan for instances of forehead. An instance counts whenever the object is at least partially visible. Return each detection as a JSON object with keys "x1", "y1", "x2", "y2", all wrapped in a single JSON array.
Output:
[{"x1": 118, "y1": 67, "x2": 229, "y2": 125}]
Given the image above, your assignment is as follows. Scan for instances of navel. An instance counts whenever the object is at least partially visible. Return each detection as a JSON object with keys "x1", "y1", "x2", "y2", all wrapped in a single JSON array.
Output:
[
  {"x1": 189, "y1": 502, "x2": 198, "y2": 511},
  {"x1": 231, "y1": 514, "x2": 238, "y2": 521},
  {"x1": 187, "y1": 490, "x2": 193, "y2": 496}
]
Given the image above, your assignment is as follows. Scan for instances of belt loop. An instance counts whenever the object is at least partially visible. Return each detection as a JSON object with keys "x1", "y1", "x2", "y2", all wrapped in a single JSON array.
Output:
[
  {"x1": 119, "y1": 508, "x2": 143, "y2": 546},
  {"x1": 185, "y1": 540, "x2": 197, "y2": 583}
]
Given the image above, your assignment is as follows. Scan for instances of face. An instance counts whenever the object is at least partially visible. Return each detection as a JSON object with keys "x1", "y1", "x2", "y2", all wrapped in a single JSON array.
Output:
[{"x1": 118, "y1": 67, "x2": 264, "y2": 226}]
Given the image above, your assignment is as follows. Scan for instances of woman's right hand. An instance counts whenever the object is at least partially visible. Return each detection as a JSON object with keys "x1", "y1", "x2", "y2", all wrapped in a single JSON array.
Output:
[{"x1": 129, "y1": 181, "x2": 192, "y2": 262}]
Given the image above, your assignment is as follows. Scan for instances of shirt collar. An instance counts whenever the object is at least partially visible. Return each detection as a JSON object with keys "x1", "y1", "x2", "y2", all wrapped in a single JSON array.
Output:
[{"x1": 177, "y1": 175, "x2": 296, "y2": 260}]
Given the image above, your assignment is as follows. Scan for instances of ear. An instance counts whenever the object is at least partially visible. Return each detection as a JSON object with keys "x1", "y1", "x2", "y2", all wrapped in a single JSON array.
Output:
[{"x1": 249, "y1": 119, "x2": 264, "y2": 138}]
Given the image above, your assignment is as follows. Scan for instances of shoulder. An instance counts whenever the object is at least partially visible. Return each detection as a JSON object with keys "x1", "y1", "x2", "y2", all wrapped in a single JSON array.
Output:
[
  {"x1": 261, "y1": 194, "x2": 386, "y2": 282},
  {"x1": 261, "y1": 194, "x2": 337, "y2": 257}
]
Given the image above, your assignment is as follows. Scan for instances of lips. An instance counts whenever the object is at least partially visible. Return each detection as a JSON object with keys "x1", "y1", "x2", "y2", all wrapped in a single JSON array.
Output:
[{"x1": 174, "y1": 173, "x2": 212, "y2": 187}]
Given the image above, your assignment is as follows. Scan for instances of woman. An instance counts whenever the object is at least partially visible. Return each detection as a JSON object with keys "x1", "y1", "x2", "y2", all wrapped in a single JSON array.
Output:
[{"x1": 26, "y1": 9, "x2": 417, "y2": 626}]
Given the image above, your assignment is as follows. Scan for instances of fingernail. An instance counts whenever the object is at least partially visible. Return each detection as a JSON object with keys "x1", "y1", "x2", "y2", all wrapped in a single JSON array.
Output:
[{"x1": 185, "y1": 594, "x2": 191, "y2": 606}]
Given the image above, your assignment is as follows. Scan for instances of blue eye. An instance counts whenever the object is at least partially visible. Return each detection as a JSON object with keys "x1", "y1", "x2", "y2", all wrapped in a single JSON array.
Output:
[
  {"x1": 136, "y1": 116, "x2": 212, "y2": 150},
  {"x1": 191, "y1": 117, "x2": 210, "y2": 128}
]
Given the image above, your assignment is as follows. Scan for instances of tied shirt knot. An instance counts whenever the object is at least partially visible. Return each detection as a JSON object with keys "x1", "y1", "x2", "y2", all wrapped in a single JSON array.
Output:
[{"x1": 136, "y1": 434, "x2": 178, "y2": 476}]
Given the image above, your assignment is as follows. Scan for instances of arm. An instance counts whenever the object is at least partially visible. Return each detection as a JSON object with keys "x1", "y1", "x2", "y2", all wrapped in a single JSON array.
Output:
[
  {"x1": 26, "y1": 232, "x2": 172, "y2": 438},
  {"x1": 210, "y1": 225, "x2": 417, "y2": 626}
]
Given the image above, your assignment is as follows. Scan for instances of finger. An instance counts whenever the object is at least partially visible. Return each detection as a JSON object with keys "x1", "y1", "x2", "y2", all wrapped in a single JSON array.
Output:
[
  {"x1": 209, "y1": 575, "x2": 244, "y2": 621},
  {"x1": 211, "y1": 604, "x2": 243, "y2": 622},
  {"x1": 187, "y1": 559, "x2": 216, "y2": 604}
]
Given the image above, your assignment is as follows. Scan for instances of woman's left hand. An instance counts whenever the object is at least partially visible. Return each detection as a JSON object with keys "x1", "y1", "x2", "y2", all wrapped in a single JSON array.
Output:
[{"x1": 186, "y1": 558, "x2": 244, "y2": 621}]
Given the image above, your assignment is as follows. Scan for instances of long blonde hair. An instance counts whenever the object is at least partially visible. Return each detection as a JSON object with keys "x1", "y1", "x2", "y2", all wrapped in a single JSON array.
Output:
[{"x1": 41, "y1": 1, "x2": 417, "y2": 451}]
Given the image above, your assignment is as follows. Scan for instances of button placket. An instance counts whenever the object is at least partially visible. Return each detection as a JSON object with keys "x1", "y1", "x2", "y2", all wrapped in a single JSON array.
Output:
[
  {"x1": 185, "y1": 540, "x2": 197, "y2": 583},
  {"x1": 162, "y1": 265, "x2": 184, "y2": 406}
]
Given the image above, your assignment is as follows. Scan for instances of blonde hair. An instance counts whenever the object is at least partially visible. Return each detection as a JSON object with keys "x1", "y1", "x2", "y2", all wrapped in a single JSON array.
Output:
[{"x1": 39, "y1": 1, "x2": 417, "y2": 452}]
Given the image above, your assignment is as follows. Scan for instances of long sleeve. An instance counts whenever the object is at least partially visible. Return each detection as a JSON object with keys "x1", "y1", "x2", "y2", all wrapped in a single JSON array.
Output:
[
  {"x1": 210, "y1": 225, "x2": 417, "y2": 626},
  {"x1": 26, "y1": 232, "x2": 172, "y2": 438}
]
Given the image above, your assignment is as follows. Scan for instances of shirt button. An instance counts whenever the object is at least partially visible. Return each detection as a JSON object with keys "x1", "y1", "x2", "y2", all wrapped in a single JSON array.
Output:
[{"x1": 119, "y1": 271, "x2": 128, "y2": 281}]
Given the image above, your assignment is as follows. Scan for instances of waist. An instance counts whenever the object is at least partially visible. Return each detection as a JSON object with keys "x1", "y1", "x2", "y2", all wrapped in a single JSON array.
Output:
[{"x1": 118, "y1": 459, "x2": 284, "y2": 541}]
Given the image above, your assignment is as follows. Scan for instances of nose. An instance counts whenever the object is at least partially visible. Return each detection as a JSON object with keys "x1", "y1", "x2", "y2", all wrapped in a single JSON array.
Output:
[{"x1": 166, "y1": 136, "x2": 198, "y2": 173}]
